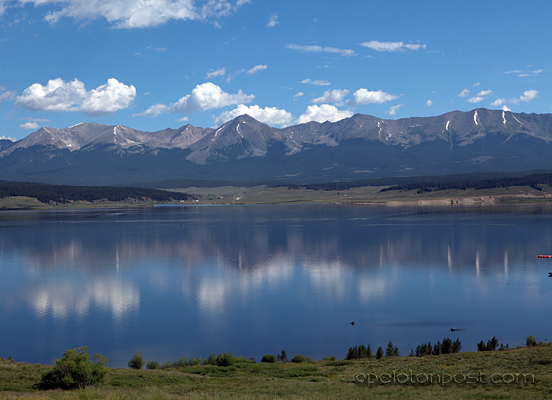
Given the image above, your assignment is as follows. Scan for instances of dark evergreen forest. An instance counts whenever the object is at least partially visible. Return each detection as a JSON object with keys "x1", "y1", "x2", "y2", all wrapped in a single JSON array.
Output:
[{"x1": 0, "y1": 181, "x2": 190, "y2": 204}]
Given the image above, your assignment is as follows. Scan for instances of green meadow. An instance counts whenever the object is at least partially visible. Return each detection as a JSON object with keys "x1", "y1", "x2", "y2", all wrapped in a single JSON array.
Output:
[{"x1": 2, "y1": 344, "x2": 552, "y2": 399}]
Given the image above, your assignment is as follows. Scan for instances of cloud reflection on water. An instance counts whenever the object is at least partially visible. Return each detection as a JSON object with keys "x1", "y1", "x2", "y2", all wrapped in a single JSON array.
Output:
[
  {"x1": 0, "y1": 206, "x2": 549, "y2": 324},
  {"x1": 28, "y1": 277, "x2": 139, "y2": 321}
]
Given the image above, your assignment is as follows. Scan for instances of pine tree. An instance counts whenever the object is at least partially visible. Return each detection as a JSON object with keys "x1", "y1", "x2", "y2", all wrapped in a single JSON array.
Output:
[
  {"x1": 441, "y1": 338, "x2": 453, "y2": 354},
  {"x1": 433, "y1": 341, "x2": 441, "y2": 356},
  {"x1": 385, "y1": 341, "x2": 396, "y2": 357},
  {"x1": 376, "y1": 347, "x2": 384, "y2": 359},
  {"x1": 477, "y1": 340, "x2": 487, "y2": 352},
  {"x1": 452, "y1": 339, "x2": 462, "y2": 353},
  {"x1": 487, "y1": 337, "x2": 499, "y2": 351}
]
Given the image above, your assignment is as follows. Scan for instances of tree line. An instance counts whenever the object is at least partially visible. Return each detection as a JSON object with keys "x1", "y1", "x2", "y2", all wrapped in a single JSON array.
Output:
[
  {"x1": 378, "y1": 173, "x2": 552, "y2": 194},
  {"x1": 283, "y1": 171, "x2": 551, "y2": 192},
  {"x1": 0, "y1": 180, "x2": 190, "y2": 203}
]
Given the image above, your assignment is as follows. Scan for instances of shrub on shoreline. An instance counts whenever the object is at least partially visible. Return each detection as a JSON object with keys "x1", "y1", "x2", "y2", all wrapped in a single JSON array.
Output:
[
  {"x1": 291, "y1": 355, "x2": 306, "y2": 363},
  {"x1": 128, "y1": 352, "x2": 144, "y2": 370},
  {"x1": 38, "y1": 347, "x2": 108, "y2": 390},
  {"x1": 261, "y1": 354, "x2": 277, "y2": 363}
]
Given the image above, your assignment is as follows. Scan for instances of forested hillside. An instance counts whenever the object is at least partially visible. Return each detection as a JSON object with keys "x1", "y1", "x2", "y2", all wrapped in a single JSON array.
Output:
[{"x1": 0, "y1": 181, "x2": 190, "y2": 204}]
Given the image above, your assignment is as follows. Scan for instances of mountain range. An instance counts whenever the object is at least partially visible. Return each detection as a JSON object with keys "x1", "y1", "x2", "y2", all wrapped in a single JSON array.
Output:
[{"x1": 1, "y1": 108, "x2": 552, "y2": 186}]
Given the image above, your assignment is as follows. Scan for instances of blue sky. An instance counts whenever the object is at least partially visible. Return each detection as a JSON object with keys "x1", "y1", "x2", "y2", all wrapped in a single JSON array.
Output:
[{"x1": 0, "y1": 0, "x2": 550, "y2": 140}]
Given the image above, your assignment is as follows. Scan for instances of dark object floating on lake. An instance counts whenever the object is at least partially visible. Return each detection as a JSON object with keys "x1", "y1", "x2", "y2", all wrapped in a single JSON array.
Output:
[
  {"x1": 451, "y1": 328, "x2": 456, "y2": 332},
  {"x1": 548, "y1": 272, "x2": 552, "y2": 277},
  {"x1": 351, "y1": 321, "x2": 355, "y2": 326},
  {"x1": 537, "y1": 255, "x2": 552, "y2": 258}
]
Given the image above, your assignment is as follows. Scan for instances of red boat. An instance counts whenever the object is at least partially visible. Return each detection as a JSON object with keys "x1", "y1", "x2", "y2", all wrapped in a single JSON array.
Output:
[{"x1": 537, "y1": 255, "x2": 552, "y2": 258}]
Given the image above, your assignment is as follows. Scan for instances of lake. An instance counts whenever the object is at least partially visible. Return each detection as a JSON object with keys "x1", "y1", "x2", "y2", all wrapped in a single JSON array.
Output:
[{"x1": 1, "y1": 204, "x2": 551, "y2": 367}]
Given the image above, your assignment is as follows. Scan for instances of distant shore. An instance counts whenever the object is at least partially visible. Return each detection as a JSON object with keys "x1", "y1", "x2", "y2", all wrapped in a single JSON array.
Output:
[{"x1": 2, "y1": 184, "x2": 552, "y2": 210}]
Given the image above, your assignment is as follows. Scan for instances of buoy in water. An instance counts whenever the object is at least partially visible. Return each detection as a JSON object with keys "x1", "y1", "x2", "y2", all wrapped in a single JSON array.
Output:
[
  {"x1": 351, "y1": 321, "x2": 355, "y2": 326},
  {"x1": 451, "y1": 328, "x2": 456, "y2": 332}
]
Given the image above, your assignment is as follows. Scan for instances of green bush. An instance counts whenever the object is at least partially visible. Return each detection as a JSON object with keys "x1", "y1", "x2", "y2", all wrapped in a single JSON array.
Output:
[
  {"x1": 527, "y1": 335, "x2": 537, "y2": 347},
  {"x1": 146, "y1": 361, "x2": 159, "y2": 370},
  {"x1": 128, "y1": 352, "x2": 145, "y2": 369},
  {"x1": 261, "y1": 354, "x2": 277, "y2": 363},
  {"x1": 216, "y1": 353, "x2": 237, "y2": 367},
  {"x1": 39, "y1": 346, "x2": 108, "y2": 390},
  {"x1": 204, "y1": 353, "x2": 217, "y2": 365},
  {"x1": 291, "y1": 354, "x2": 305, "y2": 363}
]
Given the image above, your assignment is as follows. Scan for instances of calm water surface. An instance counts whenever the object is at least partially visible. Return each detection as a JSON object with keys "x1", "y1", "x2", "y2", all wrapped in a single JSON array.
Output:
[{"x1": 1, "y1": 205, "x2": 551, "y2": 367}]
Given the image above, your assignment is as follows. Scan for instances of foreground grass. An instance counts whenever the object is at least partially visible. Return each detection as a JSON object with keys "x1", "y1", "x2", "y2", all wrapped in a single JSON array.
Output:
[{"x1": 2, "y1": 345, "x2": 552, "y2": 399}]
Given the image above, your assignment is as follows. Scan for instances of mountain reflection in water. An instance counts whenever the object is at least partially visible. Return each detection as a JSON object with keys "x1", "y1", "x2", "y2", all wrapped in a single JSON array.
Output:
[{"x1": 0, "y1": 205, "x2": 550, "y2": 367}]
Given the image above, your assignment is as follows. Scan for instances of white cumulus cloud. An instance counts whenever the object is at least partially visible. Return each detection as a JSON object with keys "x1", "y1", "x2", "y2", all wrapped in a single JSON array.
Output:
[
  {"x1": 348, "y1": 89, "x2": 399, "y2": 105},
  {"x1": 476, "y1": 89, "x2": 492, "y2": 96},
  {"x1": 205, "y1": 67, "x2": 225, "y2": 79},
  {"x1": 136, "y1": 82, "x2": 254, "y2": 117},
  {"x1": 426, "y1": 100, "x2": 433, "y2": 106},
  {"x1": 246, "y1": 64, "x2": 267, "y2": 75},
  {"x1": 225, "y1": 64, "x2": 267, "y2": 81},
  {"x1": 296, "y1": 104, "x2": 353, "y2": 124},
  {"x1": 0, "y1": 135, "x2": 16, "y2": 141},
  {"x1": 15, "y1": 78, "x2": 135, "y2": 116},
  {"x1": 267, "y1": 12, "x2": 278, "y2": 27},
  {"x1": 286, "y1": 44, "x2": 355, "y2": 57},
  {"x1": 79, "y1": 79, "x2": 137, "y2": 116},
  {"x1": 505, "y1": 69, "x2": 543, "y2": 77},
  {"x1": 170, "y1": 82, "x2": 253, "y2": 113},
  {"x1": 133, "y1": 103, "x2": 168, "y2": 117},
  {"x1": 214, "y1": 104, "x2": 292, "y2": 126},
  {"x1": 511, "y1": 89, "x2": 538, "y2": 104},
  {"x1": 467, "y1": 96, "x2": 484, "y2": 103},
  {"x1": 467, "y1": 90, "x2": 492, "y2": 104},
  {"x1": 458, "y1": 89, "x2": 470, "y2": 97},
  {"x1": 0, "y1": 0, "x2": 8, "y2": 16},
  {"x1": 0, "y1": 90, "x2": 16, "y2": 102},
  {"x1": 19, "y1": 122, "x2": 39, "y2": 130},
  {"x1": 16, "y1": 0, "x2": 248, "y2": 29},
  {"x1": 359, "y1": 40, "x2": 426, "y2": 52},
  {"x1": 312, "y1": 89, "x2": 349, "y2": 104},
  {"x1": 293, "y1": 92, "x2": 304, "y2": 98},
  {"x1": 386, "y1": 104, "x2": 403, "y2": 115},
  {"x1": 488, "y1": 90, "x2": 538, "y2": 108},
  {"x1": 301, "y1": 79, "x2": 331, "y2": 86},
  {"x1": 519, "y1": 89, "x2": 539, "y2": 102}
]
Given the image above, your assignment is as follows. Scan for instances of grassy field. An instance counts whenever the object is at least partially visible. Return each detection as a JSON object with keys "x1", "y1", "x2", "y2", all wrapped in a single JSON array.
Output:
[
  {"x1": 1, "y1": 345, "x2": 552, "y2": 399},
  {"x1": 170, "y1": 184, "x2": 552, "y2": 206},
  {"x1": 0, "y1": 196, "x2": 159, "y2": 210},
  {"x1": 2, "y1": 185, "x2": 552, "y2": 210}
]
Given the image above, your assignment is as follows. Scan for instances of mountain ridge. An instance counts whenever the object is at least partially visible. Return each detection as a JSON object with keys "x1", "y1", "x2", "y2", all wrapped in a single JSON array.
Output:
[{"x1": 2, "y1": 108, "x2": 552, "y2": 185}]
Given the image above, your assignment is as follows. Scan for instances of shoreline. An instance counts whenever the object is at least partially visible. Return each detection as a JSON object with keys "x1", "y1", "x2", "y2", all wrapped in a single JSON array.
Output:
[
  {"x1": 1, "y1": 343, "x2": 550, "y2": 399},
  {"x1": 2, "y1": 185, "x2": 552, "y2": 210}
]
